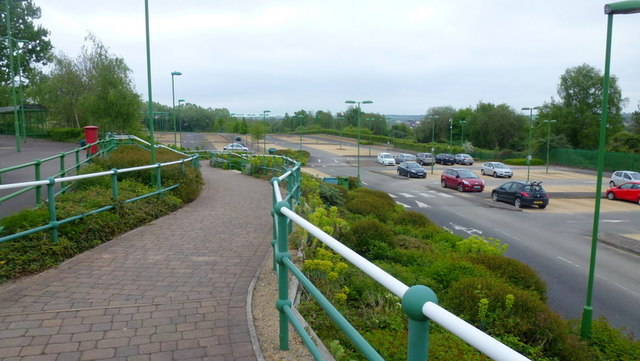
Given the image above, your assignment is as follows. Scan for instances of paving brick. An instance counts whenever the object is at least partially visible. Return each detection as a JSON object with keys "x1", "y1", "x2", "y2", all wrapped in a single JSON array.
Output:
[{"x1": 80, "y1": 347, "x2": 115, "y2": 360}]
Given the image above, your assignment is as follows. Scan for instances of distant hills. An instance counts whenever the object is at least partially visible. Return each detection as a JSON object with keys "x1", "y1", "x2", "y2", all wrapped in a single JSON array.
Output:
[{"x1": 385, "y1": 114, "x2": 423, "y2": 123}]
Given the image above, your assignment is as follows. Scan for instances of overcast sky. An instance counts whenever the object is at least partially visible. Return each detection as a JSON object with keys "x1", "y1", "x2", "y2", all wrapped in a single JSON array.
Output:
[{"x1": 37, "y1": 0, "x2": 640, "y2": 117}]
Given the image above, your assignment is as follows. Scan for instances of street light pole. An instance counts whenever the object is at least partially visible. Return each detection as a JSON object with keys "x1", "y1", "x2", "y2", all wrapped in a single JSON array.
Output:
[
  {"x1": 144, "y1": 0, "x2": 156, "y2": 165},
  {"x1": 4, "y1": 0, "x2": 23, "y2": 152},
  {"x1": 581, "y1": 0, "x2": 640, "y2": 340},
  {"x1": 171, "y1": 71, "x2": 182, "y2": 147},
  {"x1": 297, "y1": 115, "x2": 303, "y2": 151},
  {"x1": 345, "y1": 100, "x2": 373, "y2": 184},
  {"x1": 543, "y1": 120, "x2": 557, "y2": 174},
  {"x1": 521, "y1": 106, "x2": 541, "y2": 182},
  {"x1": 178, "y1": 99, "x2": 185, "y2": 147},
  {"x1": 427, "y1": 115, "x2": 439, "y2": 143},
  {"x1": 448, "y1": 118, "x2": 453, "y2": 151},
  {"x1": 262, "y1": 110, "x2": 270, "y2": 154}
]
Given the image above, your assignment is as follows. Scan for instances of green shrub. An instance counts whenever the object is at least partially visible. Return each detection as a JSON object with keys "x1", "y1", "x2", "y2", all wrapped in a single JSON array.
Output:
[
  {"x1": 274, "y1": 148, "x2": 310, "y2": 165},
  {"x1": 71, "y1": 163, "x2": 110, "y2": 190},
  {"x1": 468, "y1": 254, "x2": 547, "y2": 301},
  {"x1": 503, "y1": 158, "x2": 545, "y2": 166},
  {"x1": 342, "y1": 218, "x2": 394, "y2": 259},
  {"x1": 47, "y1": 127, "x2": 84, "y2": 143},
  {"x1": 318, "y1": 182, "x2": 347, "y2": 208},
  {"x1": 393, "y1": 210, "x2": 433, "y2": 228},
  {"x1": 420, "y1": 257, "x2": 490, "y2": 295},
  {"x1": 570, "y1": 317, "x2": 640, "y2": 361},
  {"x1": 346, "y1": 188, "x2": 398, "y2": 222},
  {"x1": 455, "y1": 235, "x2": 507, "y2": 256},
  {"x1": 429, "y1": 329, "x2": 491, "y2": 361}
]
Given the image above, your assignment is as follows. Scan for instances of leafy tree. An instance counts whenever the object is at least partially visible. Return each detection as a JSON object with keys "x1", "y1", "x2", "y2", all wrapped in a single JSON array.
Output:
[
  {"x1": 314, "y1": 110, "x2": 334, "y2": 129},
  {"x1": 540, "y1": 64, "x2": 627, "y2": 149},
  {"x1": 629, "y1": 102, "x2": 640, "y2": 135},
  {"x1": 0, "y1": 0, "x2": 53, "y2": 104},
  {"x1": 415, "y1": 106, "x2": 457, "y2": 143},
  {"x1": 465, "y1": 102, "x2": 526, "y2": 150}
]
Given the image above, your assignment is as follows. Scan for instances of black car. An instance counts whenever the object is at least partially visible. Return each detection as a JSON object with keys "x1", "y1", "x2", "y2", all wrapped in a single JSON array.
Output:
[
  {"x1": 491, "y1": 181, "x2": 549, "y2": 209},
  {"x1": 435, "y1": 153, "x2": 455, "y2": 165},
  {"x1": 397, "y1": 161, "x2": 427, "y2": 178}
]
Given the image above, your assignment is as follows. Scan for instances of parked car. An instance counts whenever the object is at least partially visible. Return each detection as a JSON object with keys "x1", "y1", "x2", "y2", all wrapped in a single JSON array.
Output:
[
  {"x1": 491, "y1": 181, "x2": 549, "y2": 209},
  {"x1": 397, "y1": 161, "x2": 427, "y2": 178},
  {"x1": 377, "y1": 152, "x2": 396, "y2": 166},
  {"x1": 605, "y1": 181, "x2": 640, "y2": 205},
  {"x1": 454, "y1": 153, "x2": 475, "y2": 165},
  {"x1": 440, "y1": 168, "x2": 484, "y2": 192},
  {"x1": 609, "y1": 170, "x2": 640, "y2": 186},
  {"x1": 435, "y1": 153, "x2": 455, "y2": 165},
  {"x1": 481, "y1": 162, "x2": 513, "y2": 178},
  {"x1": 394, "y1": 153, "x2": 416, "y2": 164},
  {"x1": 416, "y1": 152, "x2": 435, "y2": 166},
  {"x1": 223, "y1": 143, "x2": 249, "y2": 152}
]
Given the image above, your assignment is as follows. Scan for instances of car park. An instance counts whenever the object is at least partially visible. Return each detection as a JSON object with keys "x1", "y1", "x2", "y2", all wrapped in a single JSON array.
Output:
[
  {"x1": 609, "y1": 170, "x2": 640, "y2": 186},
  {"x1": 454, "y1": 153, "x2": 475, "y2": 165},
  {"x1": 223, "y1": 143, "x2": 249, "y2": 152},
  {"x1": 435, "y1": 153, "x2": 455, "y2": 165},
  {"x1": 440, "y1": 168, "x2": 484, "y2": 192},
  {"x1": 491, "y1": 181, "x2": 549, "y2": 209},
  {"x1": 394, "y1": 153, "x2": 416, "y2": 164},
  {"x1": 397, "y1": 161, "x2": 427, "y2": 178},
  {"x1": 416, "y1": 152, "x2": 435, "y2": 166},
  {"x1": 605, "y1": 181, "x2": 640, "y2": 205},
  {"x1": 481, "y1": 162, "x2": 513, "y2": 178},
  {"x1": 377, "y1": 152, "x2": 396, "y2": 165}
]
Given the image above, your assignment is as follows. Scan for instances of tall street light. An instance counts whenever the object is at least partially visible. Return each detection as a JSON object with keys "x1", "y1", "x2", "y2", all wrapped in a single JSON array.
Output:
[
  {"x1": 178, "y1": 99, "x2": 185, "y2": 147},
  {"x1": 543, "y1": 120, "x2": 557, "y2": 174},
  {"x1": 144, "y1": 0, "x2": 156, "y2": 166},
  {"x1": 521, "y1": 106, "x2": 541, "y2": 182},
  {"x1": 170, "y1": 71, "x2": 182, "y2": 147},
  {"x1": 427, "y1": 115, "x2": 439, "y2": 143},
  {"x1": 448, "y1": 118, "x2": 453, "y2": 151},
  {"x1": 345, "y1": 100, "x2": 373, "y2": 184},
  {"x1": 581, "y1": 0, "x2": 640, "y2": 340},
  {"x1": 262, "y1": 110, "x2": 270, "y2": 153},
  {"x1": 4, "y1": 0, "x2": 26, "y2": 152},
  {"x1": 296, "y1": 114, "x2": 304, "y2": 151}
]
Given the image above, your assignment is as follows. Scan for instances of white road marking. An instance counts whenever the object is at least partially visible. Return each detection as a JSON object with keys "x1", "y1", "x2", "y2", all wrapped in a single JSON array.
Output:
[
  {"x1": 388, "y1": 193, "x2": 397, "y2": 198},
  {"x1": 416, "y1": 201, "x2": 431, "y2": 208},
  {"x1": 557, "y1": 257, "x2": 581, "y2": 268},
  {"x1": 613, "y1": 283, "x2": 640, "y2": 299},
  {"x1": 361, "y1": 181, "x2": 368, "y2": 186},
  {"x1": 430, "y1": 190, "x2": 453, "y2": 198},
  {"x1": 399, "y1": 193, "x2": 415, "y2": 198},
  {"x1": 418, "y1": 192, "x2": 435, "y2": 198},
  {"x1": 396, "y1": 201, "x2": 411, "y2": 208},
  {"x1": 449, "y1": 222, "x2": 482, "y2": 235}
]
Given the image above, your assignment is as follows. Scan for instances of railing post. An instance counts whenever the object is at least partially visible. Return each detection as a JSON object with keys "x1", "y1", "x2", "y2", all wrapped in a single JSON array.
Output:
[
  {"x1": 34, "y1": 159, "x2": 42, "y2": 205},
  {"x1": 181, "y1": 159, "x2": 186, "y2": 174},
  {"x1": 274, "y1": 200, "x2": 292, "y2": 351},
  {"x1": 46, "y1": 177, "x2": 59, "y2": 242},
  {"x1": 402, "y1": 285, "x2": 438, "y2": 361},
  {"x1": 59, "y1": 153, "x2": 66, "y2": 189},
  {"x1": 111, "y1": 169, "x2": 119, "y2": 200},
  {"x1": 270, "y1": 177, "x2": 279, "y2": 271},
  {"x1": 156, "y1": 163, "x2": 162, "y2": 195},
  {"x1": 75, "y1": 148, "x2": 81, "y2": 171}
]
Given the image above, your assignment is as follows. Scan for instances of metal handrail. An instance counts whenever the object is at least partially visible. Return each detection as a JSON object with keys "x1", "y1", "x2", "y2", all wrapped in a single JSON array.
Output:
[{"x1": 269, "y1": 161, "x2": 530, "y2": 361}]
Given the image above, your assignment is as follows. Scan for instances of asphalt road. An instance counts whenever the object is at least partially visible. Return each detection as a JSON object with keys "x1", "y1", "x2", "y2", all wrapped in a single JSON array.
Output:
[{"x1": 271, "y1": 134, "x2": 640, "y2": 336}]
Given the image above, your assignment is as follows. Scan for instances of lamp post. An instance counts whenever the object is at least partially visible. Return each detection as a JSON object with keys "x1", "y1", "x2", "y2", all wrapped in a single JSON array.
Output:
[
  {"x1": 144, "y1": 0, "x2": 156, "y2": 165},
  {"x1": 448, "y1": 118, "x2": 453, "y2": 151},
  {"x1": 521, "y1": 106, "x2": 541, "y2": 182},
  {"x1": 4, "y1": 0, "x2": 26, "y2": 152},
  {"x1": 170, "y1": 71, "x2": 182, "y2": 147},
  {"x1": 345, "y1": 100, "x2": 373, "y2": 184},
  {"x1": 543, "y1": 120, "x2": 557, "y2": 174},
  {"x1": 581, "y1": 0, "x2": 640, "y2": 340},
  {"x1": 16, "y1": 38, "x2": 28, "y2": 141},
  {"x1": 460, "y1": 120, "x2": 466, "y2": 145},
  {"x1": 178, "y1": 99, "x2": 185, "y2": 147},
  {"x1": 427, "y1": 115, "x2": 439, "y2": 143},
  {"x1": 262, "y1": 110, "x2": 270, "y2": 153},
  {"x1": 297, "y1": 115, "x2": 304, "y2": 150}
]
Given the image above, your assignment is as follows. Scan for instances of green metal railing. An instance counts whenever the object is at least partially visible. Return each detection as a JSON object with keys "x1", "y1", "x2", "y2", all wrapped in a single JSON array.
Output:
[
  {"x1": 0, "y1": 136, "x2": 117, "y2": 206},
  {"x1": 208, "y1": 154, "x2": 530, "y2": 361},
  {"x1": 0, "y1": 155, "x2": 199, "y2": 244}
]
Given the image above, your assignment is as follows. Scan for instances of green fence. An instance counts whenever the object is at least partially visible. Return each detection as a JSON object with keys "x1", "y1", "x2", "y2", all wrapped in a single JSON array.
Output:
[{"x1": 550, "y1": 148, "x2": 640, "y2": 172}]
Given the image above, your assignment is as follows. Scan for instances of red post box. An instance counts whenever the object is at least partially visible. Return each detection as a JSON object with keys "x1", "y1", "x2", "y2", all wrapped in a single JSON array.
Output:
[{"x1": 84, "y1": 126, "x2": 99, "y2": 155}]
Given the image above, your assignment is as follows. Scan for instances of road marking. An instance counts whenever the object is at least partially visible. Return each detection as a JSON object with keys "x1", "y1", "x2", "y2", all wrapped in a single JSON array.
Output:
[
  {"x1": 449, "y1": 222, "x2": 482, "y2": 235},
  {"x1": 418, "y1": 192, "x2": 435, "y2": 198},
  {"x1": 396, "y1": 201, "x2": 411, "y2": 208},
  {"x1": 415, "y1": 201, "x2": 431, "y2": 208},
  {"x1": 557, "y1": 257, "x2": 581, "y2": 268},
  {"x1": 429, "y1": 190, "x2": 453, "y2": 198},
  {"x1": 613, "y1": 283, "x2": 640, "y2": 299},
  {"x1": 388, "y1": 193, "x2": 397, "y2": 198},
  {"x1": 317, "y1": 159, "x2": 321, "y2": 163},
  {"x1": 399, "y1": 193, "x2": 415, "y2": 198},
  {"x1": 361, "y1": 181, "x2": 368, "y2": 186}
]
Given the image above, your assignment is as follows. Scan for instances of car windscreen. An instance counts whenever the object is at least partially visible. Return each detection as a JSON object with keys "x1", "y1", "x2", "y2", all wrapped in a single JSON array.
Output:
[{"x1": 457, "y1": 170, "x2": 478, "y2": 178}]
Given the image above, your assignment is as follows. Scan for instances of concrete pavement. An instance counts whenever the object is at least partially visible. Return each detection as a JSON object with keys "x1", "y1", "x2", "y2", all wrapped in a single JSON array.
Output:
[{"x1": 0, "y1": 165, "x2": 274, "y2": 361}]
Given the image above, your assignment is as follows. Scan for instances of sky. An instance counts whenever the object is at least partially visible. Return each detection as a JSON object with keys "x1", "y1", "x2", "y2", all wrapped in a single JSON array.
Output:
[{"x1": 36, "y1": 0, "x2": 640, "y2": 118}]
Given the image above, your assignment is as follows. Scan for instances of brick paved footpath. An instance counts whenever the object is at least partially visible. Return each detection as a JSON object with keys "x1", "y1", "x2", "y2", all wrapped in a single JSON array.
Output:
[{"x1": 0, "y1": 165, "x2": 274, "y2": 361}]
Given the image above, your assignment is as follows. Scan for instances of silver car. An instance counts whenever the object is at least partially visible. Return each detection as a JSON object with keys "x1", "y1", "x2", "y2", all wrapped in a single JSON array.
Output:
[
  {"x1": 610, "y1": 170, "x2": 640, "y2": 186},
  {"x1": 481, "y1": 162, "x2": 513, "y2": 178}
]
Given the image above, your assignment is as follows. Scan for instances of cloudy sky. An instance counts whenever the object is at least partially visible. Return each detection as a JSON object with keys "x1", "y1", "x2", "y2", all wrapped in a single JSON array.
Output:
[{"x1": 36, "y1": 0, "x2": 640, "y2": 117}]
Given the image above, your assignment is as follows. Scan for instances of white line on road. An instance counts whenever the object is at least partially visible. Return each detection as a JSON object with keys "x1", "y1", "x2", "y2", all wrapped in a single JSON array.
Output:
[
  {"x1": 613, "y1": 283, "x2": 640, "y2": 299},
  {"x1": 429, "y1": 190, "x2": 453, "y2": 198},
  {"x1": 396, "y1": 201, "x2": 411, "y2": 208},
  {"x1": 415, "y1": 201, "x2": 431, "y2": 208},
  {"x1": 399, "y1": 193, "x2": 415, "y2": 198},
  {"x1": 418, "y1": 192, "x2": 435, "y2": 198},
  {"x1": 557, "y1": 257, "x2": 581, "y2": 268}
]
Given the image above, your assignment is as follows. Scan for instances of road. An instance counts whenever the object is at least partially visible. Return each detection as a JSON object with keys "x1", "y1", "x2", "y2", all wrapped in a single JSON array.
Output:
[{"x1": 268, "y1": 134, "x2": 640, "y2": 336}]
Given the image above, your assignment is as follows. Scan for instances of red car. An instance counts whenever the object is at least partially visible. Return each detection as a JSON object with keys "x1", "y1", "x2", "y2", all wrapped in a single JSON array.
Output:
[
  {"x1": 606, "y1": 181, "x2": 640, "y2": 205},
  {"x1": 441, "y1": 168, "x2": 485, "y2": 192}
]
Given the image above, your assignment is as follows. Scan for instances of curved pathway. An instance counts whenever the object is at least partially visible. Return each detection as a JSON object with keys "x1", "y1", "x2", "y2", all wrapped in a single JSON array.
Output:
[{"x1": 0, "y1": 165, "x2": 273, "y2": 361}]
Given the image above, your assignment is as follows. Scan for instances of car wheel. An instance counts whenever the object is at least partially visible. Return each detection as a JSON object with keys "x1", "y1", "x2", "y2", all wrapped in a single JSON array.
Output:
[
  {"x1": 508, "y1": 175, "x2": 512, "y2": 178},
  {"x1": 441, "y1": 180, "x2": 446, "y2": 188},
  {"x1": 609, "y1": 181, "x2": 615, "y2": 187},
  {"x1": 493, "y1": 172, "x2": 497, "y2": 178},
  {"x1": 637, "y1": 198, "x2": 640, "y2": 205},
  {"x1": 491, "y1": 192, "x2": 498, "y2": 202},
  {"x1": 481, "y1": 169, "x2": 485, "y2": 175},
  {"x1": 539, "y1": 204, "x2": 547, "y2": 209},
  {"x1": 514, "y1": 198, "x2": 522, "y2": 208},
  {"x1": 607, "y1": 192, "x2": 615, "y2": 200},
  {"x1": 457, "y1": 184, "x2": 464, "y2": 192}
]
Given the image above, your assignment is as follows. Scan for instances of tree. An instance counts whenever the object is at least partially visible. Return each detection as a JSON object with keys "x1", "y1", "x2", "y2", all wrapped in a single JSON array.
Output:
[
  {"x1": 465, "y1": 102, "x2": 526, "y2": 150},
  {"x1": 415, "y1": 106, "x2": 457, "y2": 143},
  {"x1": 31, "y1": 34, "x2": 142, "y2": 133},
  {"x1": 541, "y1": 64, "x2": 627, "y2": 149},
  {"x1": 629, "y1": 102, "x2": 640, "y2": 135},
  {"x1": 0, "y1": 0, "x2": 53, "y2": 104}
]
